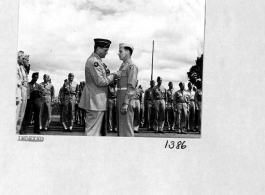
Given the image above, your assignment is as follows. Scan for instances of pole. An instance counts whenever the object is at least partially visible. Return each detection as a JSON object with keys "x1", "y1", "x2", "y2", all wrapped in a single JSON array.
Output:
[{"x1": 151, "y1": 40, "x2": 154, "y2": 81}]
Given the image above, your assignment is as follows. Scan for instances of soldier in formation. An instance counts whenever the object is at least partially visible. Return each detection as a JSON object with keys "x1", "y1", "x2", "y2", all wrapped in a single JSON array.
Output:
[
  {"x1": 174, "y1": 82, "x2": 189, "y2": 134},
  {"x1": 166, "y1": 82, "x2": 176, "y2": 131},
  {"x1": 133, "y1": 80, "x2": 143, "y2": 133},
  {"x1": 16, "y1": 51, "x2": 29, "y2": 134},
  {"x1": 61, "y1": 73, "x2": 79, "y2": 131},
  {"x1": 39, "y1": 74, "x2": 55, "y2": 130},
  {"x1": 152, "y1": 76, "x2": 167, "y2": 134},
  {"x1": 194, "y1": 80, "x2": 202, "y2": 133},
  {"x1": 20, "y1": 72, "x2": 42, "y2": 134},
  {"x1": 144, "y1": 80, "x2": 156, "y2": 131}
]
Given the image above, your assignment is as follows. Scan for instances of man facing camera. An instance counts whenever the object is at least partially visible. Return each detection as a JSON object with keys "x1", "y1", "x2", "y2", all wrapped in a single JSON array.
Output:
[
  {"x1": 116, "y1": 43, "x2": 138, "y2": 137},
  {"x1": 79, "y1": 38, "x2": 121, "y2": 136}
]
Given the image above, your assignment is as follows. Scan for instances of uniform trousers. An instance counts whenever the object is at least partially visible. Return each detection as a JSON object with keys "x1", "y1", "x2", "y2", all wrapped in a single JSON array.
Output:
[
  {"x1": 62, "y1": 95, "x2": 76, "y2": 126},
  {"x1": 40, "y1": 95, "x2": 51, "y2": 128},
  {"x1": 16, "y1": 86, "x2": 27, "y2": 133},
  {"x1": 144, "y1": 100, "x2": 155, "y2": 129},
  {"x1": 59, "y1": 104, "x2": 63, "y2": 123},
  {"x1": 75, "y1": 104, "x2": 80, "y2": 124},
  {"x1": 140, "y1": 104, "x2": 144, "y2": 127},
  {"x1": 107, "y1": 98, "x2": 116, "y2": 131},
  {"x1": 176, "y1": 103, "x2": 188, "y2": 130},
  {"x1": 166, "y1": 103, "x2": 175, "y2": 130},
  {"x1": 187, "y1": 101, "x2": 195, "y2": 131},
  {"x1": 84, "y1": 110, "x2": 104, "y2": 136},
  {"x1": 154, "y1": 99, "x2": 166, "y2": 131},
  {"x1": 197, "y1": 101, "x2": 202, "y2": 131},
  {"x1": 133, "y1": 99, "x2": 141, "y2": 131},
  {"x1": 116, "y1": 90, "x2": 134, "y2": 137}
]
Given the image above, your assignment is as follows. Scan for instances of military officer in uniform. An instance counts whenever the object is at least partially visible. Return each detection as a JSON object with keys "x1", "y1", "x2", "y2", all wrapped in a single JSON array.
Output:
[
  {"x1": 174, "y1": 82, "x2": 189, "y2": 134},
  {"x1": 186, "y1": 82, "x2": 196, "y2": 132},
  {"x1": 61, "y1": 73, "x2": 79, "y2": 131},
  {"x1": 194, "y1": 80, "x2": 202, "y2": 133},
  {"x1": 152, "y1": 76, "x2": 167, "y2": 134},
  {"x1": 116, "y1": 43, "x2": 138, "y2": 137},
  {"x1": 16, "y1": 51, "x2": 29, "y2": 134},
  {"x1": 166, "y1": 81, "x2": 176, "y2": 131},
  {"x1": 133, "y1": 80, "x2": 143, "y2": 133},
  {"x1": 39, "y1": 74, "x2": 55, "y2": 131},
  {"x1": 20, "y1": 72, "x2": 42, "y2": 134},
  {"x1": 144, "y1": 80, "x2": 156, "y2": 131},
  {"x1": 107, "y1": 78, "x2": 118, "y2": 132},
  {"x1": 79, "y1": 38, "x2": 121, "y2": 136},
  {"x1": 58, "y1": 79, "x2": 68, "y2": 124}
]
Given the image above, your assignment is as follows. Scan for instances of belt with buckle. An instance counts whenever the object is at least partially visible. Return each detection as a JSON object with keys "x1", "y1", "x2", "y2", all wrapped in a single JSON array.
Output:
[{"x1": 117, "y1": 87, "x2": 127, "y2": 90}]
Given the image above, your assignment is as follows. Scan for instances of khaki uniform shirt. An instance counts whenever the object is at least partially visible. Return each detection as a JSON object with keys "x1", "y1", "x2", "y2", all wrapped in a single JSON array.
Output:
[
  {"x1": 174, "y1": 89, "x2": 189, "y2": 104},
  {"x1": 117, "y1": 61, "x2": 138, "y2": 104},
  {"x1": 40, "y1": 82, "x2": 55, "y2": 100},
  {"x1": 79, "y1": 53, "x2": 114, "y2": 111},
  {"x1": 151, "y1": 85, "x2": 167, "y2": 100}
]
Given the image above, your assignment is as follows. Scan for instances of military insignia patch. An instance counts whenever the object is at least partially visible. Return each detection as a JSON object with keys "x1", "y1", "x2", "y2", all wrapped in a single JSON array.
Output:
[
  {"x1": 94, "y1": 62, "x2": 99, "y2": 67},
  {"x1": 129, "y1": 65, "x2": 134, "y2": 69}
]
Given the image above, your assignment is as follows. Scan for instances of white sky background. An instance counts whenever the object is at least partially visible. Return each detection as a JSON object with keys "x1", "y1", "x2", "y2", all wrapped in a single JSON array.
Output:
[{"x1": 18, "y1": 0, "x2": 205, "y2": 96}]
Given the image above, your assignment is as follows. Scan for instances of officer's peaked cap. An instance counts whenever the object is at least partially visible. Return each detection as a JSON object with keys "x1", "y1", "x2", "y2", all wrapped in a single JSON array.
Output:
[{"x1": 94, "y1": 38, "x2": 111, "y2": 48}]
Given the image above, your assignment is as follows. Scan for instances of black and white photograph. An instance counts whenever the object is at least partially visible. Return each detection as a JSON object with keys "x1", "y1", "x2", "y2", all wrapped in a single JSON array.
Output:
[
  {"x1": 16, "y1": 0, "x2": 205, "y2": 138},
  {"x1": 2, "y1": 0, "x2": 265, "y2": 194}
]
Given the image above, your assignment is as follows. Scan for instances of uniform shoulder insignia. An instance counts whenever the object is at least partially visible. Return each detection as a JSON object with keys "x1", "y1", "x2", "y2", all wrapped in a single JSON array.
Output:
[
  {"x1": 129, "y1": 65, "x2": 134, "y2": 69},
  {"x1": 94, "y1": 62, "x2": 99, "y2": 67}
]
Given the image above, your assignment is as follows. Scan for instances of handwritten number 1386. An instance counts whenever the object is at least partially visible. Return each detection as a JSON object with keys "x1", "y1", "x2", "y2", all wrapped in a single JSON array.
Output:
[{"x1": 165, "y1": 140, "x2": 186, "y2": 149}]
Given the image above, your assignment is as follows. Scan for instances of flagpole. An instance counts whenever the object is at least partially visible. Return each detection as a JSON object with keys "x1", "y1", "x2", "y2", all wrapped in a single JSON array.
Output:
[{"x1": 151, "y1": 40, "x2": 154, "y2": 80}]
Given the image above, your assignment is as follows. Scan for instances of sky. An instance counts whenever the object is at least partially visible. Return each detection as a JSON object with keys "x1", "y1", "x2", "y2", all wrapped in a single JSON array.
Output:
[{"x1": 18, "y1": 0, "x2": 205, "y2": 96}]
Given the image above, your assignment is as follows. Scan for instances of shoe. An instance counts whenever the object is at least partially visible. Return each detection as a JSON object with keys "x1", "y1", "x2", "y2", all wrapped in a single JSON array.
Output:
[
  {"x1": 158, "y1": 131, "x2": 164, "y2": 134},
  {"x1": 44, "y1": 127, "x2": 48, "y2": 131},
  {"x1": 134, "y1": 130, "x2": 139, "y2": 133}
]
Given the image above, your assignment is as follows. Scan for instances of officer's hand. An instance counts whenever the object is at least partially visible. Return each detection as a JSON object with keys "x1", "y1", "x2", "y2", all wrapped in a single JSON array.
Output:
[
  {"x1": 120, "y1": 104, "x2": 128, "y2": 115},
  {"x1": 113, "y1": 71, "x2": 121, "y2": 79}
]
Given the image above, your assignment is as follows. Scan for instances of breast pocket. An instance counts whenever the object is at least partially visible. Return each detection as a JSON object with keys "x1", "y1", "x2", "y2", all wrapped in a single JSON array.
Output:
[{"x1": 121, "y1": 70, "x2": 126, "y2": 76}]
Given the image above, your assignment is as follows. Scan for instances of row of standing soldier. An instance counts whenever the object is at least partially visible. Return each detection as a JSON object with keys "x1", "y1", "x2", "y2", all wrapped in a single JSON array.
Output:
[
  {"x1": 17, "y1": 41, "x2": 202, "y2": 135},
  {"x1": 55, "y1": 74, "x2": 202, "y2": 135},
  {"x1": 17, "y1": 51, "x2": 55, "y2": 134}
]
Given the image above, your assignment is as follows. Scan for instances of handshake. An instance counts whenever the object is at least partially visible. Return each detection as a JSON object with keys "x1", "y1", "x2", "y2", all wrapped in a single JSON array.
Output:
[{"x1": 111, "y1": 71, "x2": 122, "y2": 80}]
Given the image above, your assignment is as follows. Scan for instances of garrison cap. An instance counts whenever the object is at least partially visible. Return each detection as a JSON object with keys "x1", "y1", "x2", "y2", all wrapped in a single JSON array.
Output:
[
  {"x1": 119, "y1": 43, "x2": 134, "y2": 51},
  {"x1": 32, "y1": 72, "x2": 39, "y2": 77},
  {"x1": 68, "y1": 73, "x2": 74, "y2": 76},
  {"x1": 94, "y1": 38, "x2": 111, "y2": 48},
  {"x1": 150, "y1": 80, "x2": 155, "y2": 83},
  {"x1": 44, "y1": 74, "x2": 50, "y2": 79},
  {"x1": 157, "y1": 76, "x2": 162, "y2": 81}
]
